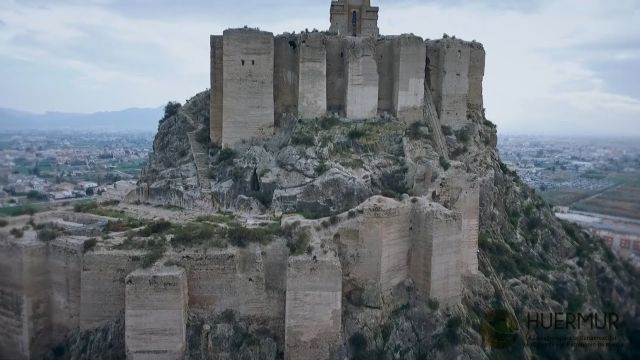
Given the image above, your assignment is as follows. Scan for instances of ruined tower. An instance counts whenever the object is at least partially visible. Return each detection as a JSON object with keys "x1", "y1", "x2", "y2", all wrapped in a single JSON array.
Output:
[{"x1": 329, "y1": 0, "x2": 379, "y2": 37}]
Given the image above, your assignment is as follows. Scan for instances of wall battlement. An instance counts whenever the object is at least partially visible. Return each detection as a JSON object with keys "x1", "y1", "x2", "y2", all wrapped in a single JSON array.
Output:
[{"x1": 209, "y1": 2, "x2": 486, "y2": 145}]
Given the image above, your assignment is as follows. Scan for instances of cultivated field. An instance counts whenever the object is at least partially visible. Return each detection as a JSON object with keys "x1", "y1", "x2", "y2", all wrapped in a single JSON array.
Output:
[{"x1": 573, "y1": 184, "x2": 640, "y2": 220}]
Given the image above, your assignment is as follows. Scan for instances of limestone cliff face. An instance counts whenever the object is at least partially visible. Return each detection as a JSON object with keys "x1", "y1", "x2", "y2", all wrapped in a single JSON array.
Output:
[{"x1": 133, "y1": 86, "x2": 639, "y2": 359}]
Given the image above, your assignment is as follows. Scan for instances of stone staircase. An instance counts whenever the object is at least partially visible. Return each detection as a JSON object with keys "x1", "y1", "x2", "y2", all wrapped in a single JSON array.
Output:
[
  {"x1": 479, "y1": 253, "x2": 533, "y2": 360},
  {"x1": 181, "y1": 111, "x2": 211, "y2": 193},
  {"x1": 424, "y1": 88, "x2": 449, "y2": 160}
]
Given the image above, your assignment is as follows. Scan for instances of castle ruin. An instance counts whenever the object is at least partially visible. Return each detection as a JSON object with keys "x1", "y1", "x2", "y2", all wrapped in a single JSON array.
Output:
[
  {"x1": 1, "y1": 2, "x2": 485, "y2": 359},
  {"x1": 210, "y1": 0, "x2": 485, "y2": 146}
]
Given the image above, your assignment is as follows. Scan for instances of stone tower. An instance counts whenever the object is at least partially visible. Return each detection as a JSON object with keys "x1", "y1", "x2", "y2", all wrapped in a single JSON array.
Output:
[{"x1": 329, "y1": 0, "x2": 379, "y2": 36}]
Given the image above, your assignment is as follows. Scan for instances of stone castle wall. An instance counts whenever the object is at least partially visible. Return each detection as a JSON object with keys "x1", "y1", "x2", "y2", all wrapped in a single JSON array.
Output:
[
  {"x1": 210, "y1": 35, "x2": 224, "y2": 144},
  {"x1": 221, "y1": 29, "x2": 275, "y2": 147},
  {"x1": 345, "y1": 37, "x2": 379, "y2": 119},
  {"x1": 274, "y1": 34, "x2": 300, "y2": 124},
  {"x1": 0, "y1": 191, "x2": 477, "y2": 360},
  {"x1": 210, "y1": 31, "x2": 485, "y2": 144},
  {"x1": 298, "y1": 32, "x2": 327, "y2": 119},
  {"x1": 0, "y1": 239, "x2": 50, "y2": 360},
  {"x1": 426, "y1": 38, "x2": 485, "y2": 129},
  {"x1": 285, "y1": 255, "x2": 342, "y2": 360},
  {"x1": 125, "y1": 266, "x2": 188, "y2": 360}
]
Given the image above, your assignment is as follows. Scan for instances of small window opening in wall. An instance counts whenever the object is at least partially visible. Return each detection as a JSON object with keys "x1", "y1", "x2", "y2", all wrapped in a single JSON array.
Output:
[
  {"x1": 252, "y1": 60, "x2": 255, "y2": 65},
  {"x1": 352, "y1": 10, "x2": 358, "y2": 36},
  {"x1": 457, "y1": 49, "x2": 462, "y2": 58},
  {"x1": 340, "y1": 51, "x2": 344, "y2": 58},
  {"x1": 241, "y1": 59, "x2": 245, "y2": 66}
]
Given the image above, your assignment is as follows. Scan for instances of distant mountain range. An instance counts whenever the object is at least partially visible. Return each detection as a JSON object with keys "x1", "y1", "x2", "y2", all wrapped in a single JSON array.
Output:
[{"x1": 0, "y1": 107, "x2": 164, "y2": 132}]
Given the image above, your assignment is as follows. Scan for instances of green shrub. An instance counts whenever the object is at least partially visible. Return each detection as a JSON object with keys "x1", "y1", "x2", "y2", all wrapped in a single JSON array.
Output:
[
  {"x1": 439, "y1": 156, "x2": 451, "y2": 171},
  {"x1": 315, "y1": 161, "x2": 329, "y2": 175},
  {"x1": 10, "y1": 228, "x2": 24, "y2": 238},
  {"x1": 349, "y1": 332, "x2": 368, "y2": 355},
  {"x1": 37, "y1": 228, "x2": 60, "y2": 242},
  {"x1": 292, "y1": 133, "x2": 315, "y2": 146},
  {"x1": 428, "y1": 298, "x2": 439, "y2": 310},
  {"x1": 161, "y1": 101, "x2": 181, "y2": 125},
  {"x1": 138, "y1": 220, "x2": 172, "y2": 237},
  {"x1": 444, "y1": 315, "x2": 462, "y2": 344},
  {"x1": 74, "y1": 201, "x2": 98, "y2": 213},
  {"x1": 320, "y1": 116, "x2": 340, "y2": 130},
  {"x1": 287, "y1": 230, "x2": 310, "y2": 255},
  {"x1": 227, "y1": 223, "x2": 280, "y2": 247},
  {"x1": 195, "y1": 127, "x2": 210, "y2": 144},
  {"x1": 347, "y1": 128, "x2": 366, "y2": 140},
  {"x1": 104, "y1": 218, "x2": 144, "y2": 233},
  {"x1": 218, "y1": 148, "x2": 237, "y2": 162},
  {"x1": 406, "y1": 121, "x2": 426, "y2": 140},
  {"x1": 441, "y1": 125, "x2": 453, "y2": 136},
  {"x1": 83, "y1": 238, "x2": 98, "y2": 253},
  {"x1": 141, "y1": 241, "x2": 166, "y2": 268},
  {"x1": 26, "y1": 190, "x2": 48, "y2": 201},
  {"x1": 170, "y1": 222, "x2": 220, "y2": 247},
  {"x1": 455, "y1": 127, "x2": 471, "y2": 143},
  {"x1": 483, "y1": 119, "x2": 497, "y2": 128}
]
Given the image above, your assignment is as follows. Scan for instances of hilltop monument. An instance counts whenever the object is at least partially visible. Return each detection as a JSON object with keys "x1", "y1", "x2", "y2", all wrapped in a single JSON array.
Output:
[{"x1": 209, "y1": 0, "x2": 485, "y2": 147}]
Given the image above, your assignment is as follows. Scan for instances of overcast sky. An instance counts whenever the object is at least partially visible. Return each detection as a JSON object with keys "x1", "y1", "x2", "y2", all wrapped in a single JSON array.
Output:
[{"x1": 0, "y1": 0, "x2": 639, "y2": 136}]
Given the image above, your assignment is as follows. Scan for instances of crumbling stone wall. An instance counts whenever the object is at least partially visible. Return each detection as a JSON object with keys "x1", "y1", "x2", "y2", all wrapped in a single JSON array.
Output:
[
  {"x1": 326, "y1": 36, "x2": 347, "y2": 115},
  {"x1": 49, "y1": 237, "x2": 85, "y2": 345},
  {"x1": 425, "y1": 38, "x2": 485, "y2": 129},
  {"x1": 409, "y1": 199, "x2": 464, "y2": 305},
  {"x1": 298, "y1": 32, "x2": 327, "y2": 119},
  {"x1": 392, "y1": 35, "x2": 426, "y2": 123},
  {"x1": 221, "y1": 29, "x2": 275, "y2": 146},
  {"x1": 125, "y1": 266, "x2": 188, "y2": 360},
  {"x1": 0, "y1": 238, "x2": 50, "y2": 360},
  {"x1": 274, "y1": 34, "x2": 299, "y2": 124},
  {"x1": 210, "y1": 35, "x2": 224, "y2": 144},
  {"x1": 80, "y1": 251, "x2": 142, "y2": 329},
  {"x1": 345, "y1": 37, "x2": 379, "y2": 120},
  {"x1": 376, "y1": 38, "x2": 395, "y2": 113},
  {"x1": 468, "y1": 43, "x2": 485, "y2": 112},
  {"x1": 285, "y1": 255, "x2": 342, "y2": 360}
]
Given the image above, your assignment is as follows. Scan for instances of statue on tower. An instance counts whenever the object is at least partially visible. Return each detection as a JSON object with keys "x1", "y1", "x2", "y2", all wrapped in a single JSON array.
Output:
[{"x1": 329, "y1": 0, "x2": 379, "y2": 36}]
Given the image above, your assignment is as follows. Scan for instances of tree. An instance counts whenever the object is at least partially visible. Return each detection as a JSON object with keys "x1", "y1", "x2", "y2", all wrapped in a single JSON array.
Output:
[{"x1": 159, "y1": 101, "x2": 182, "y2": 127}]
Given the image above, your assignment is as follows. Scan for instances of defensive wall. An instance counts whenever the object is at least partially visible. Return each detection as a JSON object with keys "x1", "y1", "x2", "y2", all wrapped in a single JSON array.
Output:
[
  {"x1": 210, "y1": 30, "x2": 486, "y2": 145},
  {"x1": 0, "y1": 193, "x2": 477, "y2": 359}
]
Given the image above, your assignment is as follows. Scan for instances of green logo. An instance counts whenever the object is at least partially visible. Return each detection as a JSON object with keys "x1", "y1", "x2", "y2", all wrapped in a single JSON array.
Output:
[{"x1": 481, "y1": 309, "x2": 519, "y2": 349}]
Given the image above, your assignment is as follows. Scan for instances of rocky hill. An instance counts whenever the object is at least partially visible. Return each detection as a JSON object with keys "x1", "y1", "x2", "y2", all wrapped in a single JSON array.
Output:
[{"x1": 133, "y1": 89, "x2": 639, "y2": 359}]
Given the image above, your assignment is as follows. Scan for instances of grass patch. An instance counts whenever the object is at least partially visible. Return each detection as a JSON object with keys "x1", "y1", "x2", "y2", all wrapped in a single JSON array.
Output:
[
  {"x1": 104, "y1": 218, "x2": 145, "y2": 233},
  {"x1": 141, "y1": 239, "x2": 167, "y2": 268},
  {"x1": 0, "y1": 204, "x2": 39, "y2": 217},
  {"x1": 74, "y1": 201, "x2": 127, "y2": 219}
]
